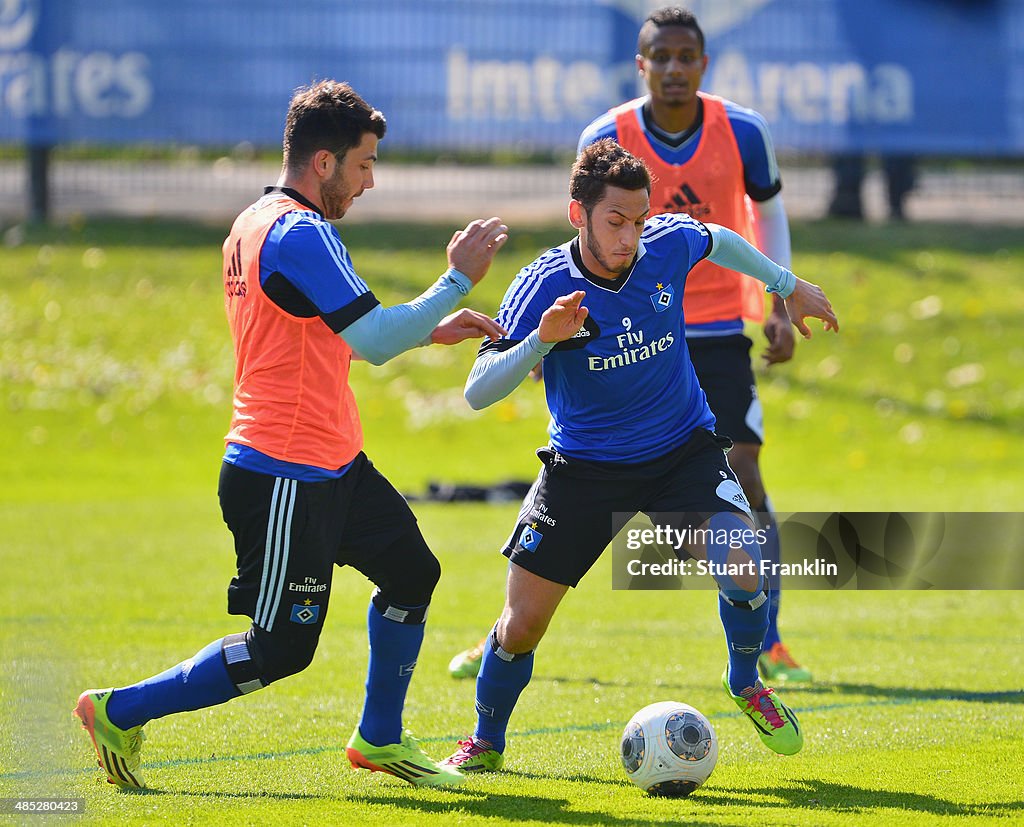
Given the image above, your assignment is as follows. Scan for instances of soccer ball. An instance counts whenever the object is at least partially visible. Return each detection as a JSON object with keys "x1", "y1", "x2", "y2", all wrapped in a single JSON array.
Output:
[{"x1": 620, "y1": 701, "x2": 718, "y2": 797}]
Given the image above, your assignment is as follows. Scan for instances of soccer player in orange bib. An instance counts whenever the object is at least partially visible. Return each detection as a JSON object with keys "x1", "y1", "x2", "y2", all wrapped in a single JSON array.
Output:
[{"x1": 74, "y1": 80, "x2": 507, "y2": 790}]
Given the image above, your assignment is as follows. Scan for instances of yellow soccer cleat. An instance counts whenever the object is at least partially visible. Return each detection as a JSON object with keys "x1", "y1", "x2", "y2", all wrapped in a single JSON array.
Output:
[
  {"x1": 346, "y1": 728, "x2": 465, "y2": 787},
  {"x1": 73, "y1": 689, "x2": 147, "y2": 789},
  {"x1": 722, "y1": 668, "x2": 803, "y2": 756}
]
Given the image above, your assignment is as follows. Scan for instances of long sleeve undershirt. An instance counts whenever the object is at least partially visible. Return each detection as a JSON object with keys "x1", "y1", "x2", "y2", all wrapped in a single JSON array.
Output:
[
  {"x1": 464, "y1": 330, "x2": 554, "y2": 410},
  {"x1": 340, "y1": 269, "x2": 471, "y2": 364},
  {"x1": 705, "y1": 223, "x2": 797, "y2": 296},
  {"x1": 750, "y1": 193, "x2": 792, "y2": 270}
]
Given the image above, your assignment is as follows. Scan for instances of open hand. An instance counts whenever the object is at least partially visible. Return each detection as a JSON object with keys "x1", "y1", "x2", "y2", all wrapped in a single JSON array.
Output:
[
  {"x1": 447, "y1": 217, "x2": 509, "y2": 285},
  {"x1": 431, "y1": 309, "x2": 507, "y2": 346},
  {"x1": 784, "y1": 279, "x2": 839, "y2": 338},
  {"x1": 539, "y1": 291, "x2": 588, "y2": 344}
]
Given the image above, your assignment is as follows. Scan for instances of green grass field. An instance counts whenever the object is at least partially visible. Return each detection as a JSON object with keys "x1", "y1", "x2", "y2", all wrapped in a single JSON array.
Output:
[{"x1": 1, "y1": 218, "x2": 1022, "y2": 825}]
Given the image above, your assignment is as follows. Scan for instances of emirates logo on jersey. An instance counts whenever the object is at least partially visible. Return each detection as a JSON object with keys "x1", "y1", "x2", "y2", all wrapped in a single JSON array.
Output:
[{"x1": 662, "y1": 183, "x2": 711, "y2": 219}]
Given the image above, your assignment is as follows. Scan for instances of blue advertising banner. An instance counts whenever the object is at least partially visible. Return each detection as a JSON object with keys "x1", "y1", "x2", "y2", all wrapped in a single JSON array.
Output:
[
  {"x1": 694, "y1": 0, "x2": 1019, "y2": 155},
  {"x1": 0, "y1": 0, "x2": 1021, "y2": 155}
]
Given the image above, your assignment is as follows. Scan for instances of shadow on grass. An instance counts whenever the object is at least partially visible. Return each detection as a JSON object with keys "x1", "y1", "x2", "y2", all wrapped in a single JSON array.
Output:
[
  {"x1": 500, "y1": 768, "x2": 633, "y2": 788},
  {"x1": 785, "y1": 682, "x2": 1024, "y2": 705},
  {"x1": 344, "y1": 789, "x2": 718, "y2": 827},
  {"x1": 531, "y1": 674, "x2": 706, "y2": 692},
  {"x1": 704, "y1": 778, "x2": 1024, "y2": 818},
  {"x1": 115, "y1": 775, "x2": 1024, "y2": 821},
  {"x1": 345, "y1": 777, "x2": 1024, "y2": 822},
  {"x1": 534, "y1": 674, "x2": 1024, "y2": 707}
]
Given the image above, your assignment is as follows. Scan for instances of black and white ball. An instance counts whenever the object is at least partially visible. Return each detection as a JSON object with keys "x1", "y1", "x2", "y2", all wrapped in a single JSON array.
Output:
[{"x1": 620, "y1": 701, "x2": 718, "y2": 797}]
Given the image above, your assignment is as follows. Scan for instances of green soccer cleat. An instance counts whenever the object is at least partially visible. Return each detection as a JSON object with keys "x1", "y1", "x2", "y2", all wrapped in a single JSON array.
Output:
[
  {"x1": 346, "y1": 728, "x2": 465, "y2": 787},
  {"x1": 447, "y1": 639, "x2": 486, "y2": 680},
  {"x1": 722, "y1": 668, "x2": 803, "y2": 756},
  {"x1": 73, "y1": 689, "x2": 147, "y2": 789},
  {"x1": 442, "y1": 737, "x2": 505, "y2": 773},
  {"x1": 758, "y1": 642, "x2": 813, "y2": 684}
]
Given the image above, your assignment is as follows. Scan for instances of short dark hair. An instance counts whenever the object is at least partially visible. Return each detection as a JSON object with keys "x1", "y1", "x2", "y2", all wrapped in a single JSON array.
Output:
[
  {"x1": 570, "y1": 139, "x2": 651, "y2": 213},
  {"x1": 282, "y1": 80, "x2": 387, "y2": 170},
  {"x1": 637, "y1": 6, "x2": 705, "y2": 55}
]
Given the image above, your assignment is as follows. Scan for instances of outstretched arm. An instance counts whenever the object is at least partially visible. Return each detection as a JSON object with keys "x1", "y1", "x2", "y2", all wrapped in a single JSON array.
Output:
[
  {"x1": 342, "y1": 269, "x2": 474, "y2": 364},
  {"x1": 705, "y1": 224, "x2": 838, "y2": 338},
  {"x1": 464, "y1": 331, "x2": 555, "y2": 410},
  {"x1": 751, "y1": 195, "x2": 796, "y2": 364},
  {"x1": 341, "y1": 217, "x2": 508, "y2": 364}
]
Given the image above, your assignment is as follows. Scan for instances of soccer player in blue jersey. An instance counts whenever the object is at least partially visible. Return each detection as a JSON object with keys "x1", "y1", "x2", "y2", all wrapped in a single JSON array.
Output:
[
  {"x1": 73, "y1": 80, "x2": 507, "y2": 790},
  {"x1": 450, "y1": 5, "x2": 815, "y2": 684},
  {"x1": 443, "y1": 139, "x2": 837, "y2": 772}
]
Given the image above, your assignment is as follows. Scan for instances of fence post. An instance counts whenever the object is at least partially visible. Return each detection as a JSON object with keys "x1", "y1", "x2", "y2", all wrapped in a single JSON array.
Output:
[{"x1": 28, "y1": 144, "x2": 51, "y2": 223}]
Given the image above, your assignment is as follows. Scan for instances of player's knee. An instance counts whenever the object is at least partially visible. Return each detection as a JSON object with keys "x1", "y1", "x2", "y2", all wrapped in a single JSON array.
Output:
[
  {"x1": 484, "y1": 625, "x2": 535, "y2": 668},
  {"x1": 497, "y1": 609, "x2": 546, "y2": 654},
  {"x1": 720, "y1": 587, "x2": 770, "y2": 613},
  {"x1": 246, "y1": 624, "x2": 320, "y2": 684},
  {"x1": 377, "y1": 529, "x2": 441, "y2": 606},
  {"x1": 415, "y1": 550, "x2": 442, "y2": 598},
  {"x1": 706, "y1": 512, "x2": 763, "y2": 600},
  {"x1": 390, "y1": 548, "x2": 440, "y2": 606},
  {"x1": 220, "y1": 631, "x2": 268, "y2": 695},
  {"x1": 720, "y1": 578, "x2": 764, "y2": 604}
]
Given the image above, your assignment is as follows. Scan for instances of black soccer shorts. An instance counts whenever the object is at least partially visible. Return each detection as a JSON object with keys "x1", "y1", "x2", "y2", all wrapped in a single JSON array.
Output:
[
  {"x1": 500, "y1": 428, "x2": 752, "y2": 587},
  {"x1": 687, "y1": 333, "x2": 764, "y2": 445},
  {"x1": 217, "y1": 453, "x2": 430, "y2": 634}
]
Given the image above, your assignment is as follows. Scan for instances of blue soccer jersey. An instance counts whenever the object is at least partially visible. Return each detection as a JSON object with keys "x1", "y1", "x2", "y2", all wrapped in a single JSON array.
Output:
[
  {"x1": 489, "y1": 213, "x2": 717, "y2": 463},
  {"x1": 257, "y1": 187, "x2": 378, "y2": 332}
]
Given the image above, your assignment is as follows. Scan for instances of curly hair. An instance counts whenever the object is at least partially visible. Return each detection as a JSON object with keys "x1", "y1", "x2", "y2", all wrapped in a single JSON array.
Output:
[{"x1": 570, "y1": 139, "x2": 651, "y2": 214}]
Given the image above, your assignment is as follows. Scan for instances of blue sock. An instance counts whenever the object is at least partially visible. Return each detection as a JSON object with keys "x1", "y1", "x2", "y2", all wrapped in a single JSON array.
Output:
[
  {"x1": 705, "y1": 512, "x2": 769, "y2": 694},
  {"x1": 757, "y1": 499, "x2": 783, "y2": 649},
  {"x1": 106, "y1": 638, "x2": 241, "y2": 730},
  {"x1": 473, "y1": 630, "x2": 533, "y2": 754},
  {"x1": 719, "y1": 593, "x2": 770, "y2": 694},
  {"x1": 357, "y1": 595, "x2": 426, "y2": 747}
]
